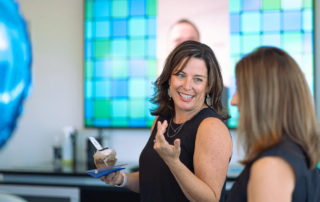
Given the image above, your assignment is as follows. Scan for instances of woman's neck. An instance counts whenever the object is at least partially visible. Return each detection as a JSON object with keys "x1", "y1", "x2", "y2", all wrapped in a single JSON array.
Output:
[{"x1": 173, "y1": 104, "x2": 207, "y2": 124}]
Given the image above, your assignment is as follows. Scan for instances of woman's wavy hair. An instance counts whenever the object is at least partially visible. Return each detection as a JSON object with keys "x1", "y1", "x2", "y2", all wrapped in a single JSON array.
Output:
[
  {"x1": 150, "y1": 41, "x2": 230, "y2": 120},
  {"x1": 236, "y1": 46, "x2": 320, "y2": 169}
]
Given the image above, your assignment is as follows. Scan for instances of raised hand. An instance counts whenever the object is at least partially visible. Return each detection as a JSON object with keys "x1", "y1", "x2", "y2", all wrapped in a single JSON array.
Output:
[{"x1": 153, "y1": 120, "x2": 181, "y2": 166}]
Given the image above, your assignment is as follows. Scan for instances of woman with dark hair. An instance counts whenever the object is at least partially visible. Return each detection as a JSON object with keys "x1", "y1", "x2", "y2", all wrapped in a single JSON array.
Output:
[
  {"x1": 101, "y1": 41, "x2": 232, "y2": 202},
  {"x1": 227, "y1": 47, "x2": 320, "y2": 202}
]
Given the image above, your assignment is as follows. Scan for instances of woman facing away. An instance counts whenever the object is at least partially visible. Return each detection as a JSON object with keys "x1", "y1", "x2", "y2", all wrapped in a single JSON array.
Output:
[
  {"x1": 101, "y1": 41, "x2": 233, "y2": 202},
  {"x1": 227, "y1": 47, "x2": 320, "y2": 202}
]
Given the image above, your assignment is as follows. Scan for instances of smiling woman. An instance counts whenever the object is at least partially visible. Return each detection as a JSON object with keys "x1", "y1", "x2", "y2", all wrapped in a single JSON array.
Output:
[{"x1": 100, "y1": 41, "x2": 232, "y2": 202}]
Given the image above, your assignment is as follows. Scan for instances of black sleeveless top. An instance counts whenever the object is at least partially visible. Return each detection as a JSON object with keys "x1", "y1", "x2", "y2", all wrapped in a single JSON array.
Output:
[
  {"x1": 227, "y1": 135, "x2": 320, "y2": 202},
  {"x1": 139, "y1": 108, "x2": 228, "y2": 202}
]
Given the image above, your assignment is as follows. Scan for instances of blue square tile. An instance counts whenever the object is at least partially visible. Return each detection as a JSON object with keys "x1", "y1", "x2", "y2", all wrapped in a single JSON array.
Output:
[
  {"x1": 262, "y1": 33, "x2": 281, "y2": 48},
  {"x1": 94, "y1": 119, "x2": 111, "y2": 127},
  {"x1": 147, "y1": 17, "x2": 156, "y2": 36},
  {"x1": 283, "y1": 11, "x2": 301, "y2": 31},
  {"x1": 230, "y1": 14, "x2": 240, "y2": 33},
  {"x1": 85, "y1": 21, "x2": 92, "y2": 39},
  {"x1": 112, "y1": 20, "x2": 127, "y2": 37},
  {"x1": 111, "y1": 99, "x2": 128, "y2": 118},
  {"x1": 303, "y1": 32, "x2": 313, "y2": 53},
  {"x1": 281, "y1": 0, "x2": 303, "y2": 10},
  {"x1": 129, "y1": 17, "x2": 146, "y2": 37},
  {"x1": 95, "y1": 21, "x2": 110, "y2": 38},
  {"x1": 242, "y1": 0, "x2": 260, "y2": 11},
  {"x1": 130, "y1": 0, "x2": 145, "y2": 16},
  {"x1": 147, "y1": 38, "x2": 156, "y2": 57},
  {"x1": 262, "y1": 12, "x2": 281, "y2": 32},
  {"x1": 95, "y1": 80, "x2": 111, "y2": 98},
  {"x1": 94, "y1": 1, "x2": 110, "y2": 18},
  {"x1": 85, "y1": 41, "x2": 92, "y2": 59},
  {"x1": 94, "y1": 59, "x2": 111, "y2": 78},
  {"x1": 241, "y1": 12, "x2": 261, "y2": 33},
  {"x1": 129, "y1": 59, "x2": 146, "y2": 77},
  {"x1": 129, "y1": 119, "x2": 146, "y2": 127},
  {"x1": 129, "y1": 78, "x2": 146, "y2": 98},
  {"x1": 111, "y1": 80, "x2": 128, "y2": 98},
  {"x1": 111, "y1": 39, "x2": 127, "y2": 57},
  {"x1": 85, "y1": 80, "x2": 93, "y2": 98},
  {"x1": 303, "y1": 10, "x2": 313, "y2": 31},
  {"x1": 85, "y1": 99, "x2": 93, "y2": 118}
]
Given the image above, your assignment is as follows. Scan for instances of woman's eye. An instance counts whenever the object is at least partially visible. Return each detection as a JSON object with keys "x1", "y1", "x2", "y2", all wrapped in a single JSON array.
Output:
[
  {"x1": 178, "y1": 74, "x2": 185, "y2": 78},
  {"x1": 195, "y1": 78, "x2": 202, "y2": 82}
]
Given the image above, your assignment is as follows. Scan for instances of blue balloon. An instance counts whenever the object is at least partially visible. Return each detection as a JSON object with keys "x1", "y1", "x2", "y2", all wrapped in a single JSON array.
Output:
[{"x1": 0, "y1": 0, "x2": 32, "y2": 149}]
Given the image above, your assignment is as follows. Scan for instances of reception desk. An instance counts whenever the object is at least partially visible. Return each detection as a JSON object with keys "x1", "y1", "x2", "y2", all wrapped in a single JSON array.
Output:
[{"x1": 0, "y1": 161, "x2": 242, "y2": 202}]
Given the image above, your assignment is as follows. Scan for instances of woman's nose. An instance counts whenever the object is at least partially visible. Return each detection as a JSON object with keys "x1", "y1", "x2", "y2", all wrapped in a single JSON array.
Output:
[{"x1": 183, "y1": 79, "x2": 192, "y2": 90}]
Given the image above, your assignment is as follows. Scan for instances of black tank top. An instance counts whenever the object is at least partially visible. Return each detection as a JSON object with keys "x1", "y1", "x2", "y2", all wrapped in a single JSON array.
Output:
[
  {"x1": 227, "y1": 135, "x2": 320, "y2": 202},
  {"x1": 139, "y1": 108, "x2": 228, "y2": 202}
]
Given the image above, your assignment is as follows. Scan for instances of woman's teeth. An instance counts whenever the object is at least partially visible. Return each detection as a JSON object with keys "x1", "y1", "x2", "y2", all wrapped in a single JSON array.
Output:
[{"x1": 179, "y1": 93, "x2": 194, "y2": 99}]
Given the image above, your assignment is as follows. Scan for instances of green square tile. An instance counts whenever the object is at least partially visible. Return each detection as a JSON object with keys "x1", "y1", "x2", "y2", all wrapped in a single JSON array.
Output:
[
  {"x1": 94, "y1": 100, "x2": 111, "y2": 118},
  {"x1": 229, "y1": 0, "x2": 241, "y2": 13},
  {"x1": 304, "y1": 0, "x2": 312, "y2": 8},
  {"x1": 242, "y1": 34, "x2": 260, "y2": 54},
  {"x1": 85, "y1": 60, "x2": 93, "y2": 78},
  {"x1": 262, "y1": 0, "x2": 281, "y2": 10},
  {"x1": 86, "y1": 1, "x2": 93, "y2": 19},
  {"x1": 94, "y1": 40, "x2": 111, "y2": 59},
  {"x1": 282, "y1": 32, "x2": 302, "y2": 53},
  {"x1": 147, "y1": 0, "x2": 157, "y2": 16},
  {"x1": 230, "y1": 34, "x2": 241, "y2": 55},
  {"x1": 111, "y1": 119, "x2": 128, "y2": 127},
  {"x1": 111, "y1": 39, "x2": 127, "y2": 57},
  {"x1": 85, "y1": 80, "x2": 93, "y2": 98},
  {"x1": 130, "y1": 39, "x2": 145, "y2": 57},
  {"x1": 111, "y1": 99, "x2": 128, "y2": 118},
  {"x1": 85, "y1": 119, "x2": 93, "y2": 126},
  {"x1": 147, "y1": 59, "x2": 157, "y2": 77},
  {"x1": 111, "y1": 59, "x2": 128, "y2": 78},
  {"x1": 129, "y1": 78, "x2": 146, "y2": 98},
  {"x1": 147, "y1": 119, "x2": 155, "y2": 127},
  {"x1": 129, "y1": 99, "x2": 146, "y2": 118},
  {"x1": 112, "y1": 1, "x2": 128, "y2": 18},
  {"x1": 129, "y1": 18, "x2": 146, "y2": 37}
]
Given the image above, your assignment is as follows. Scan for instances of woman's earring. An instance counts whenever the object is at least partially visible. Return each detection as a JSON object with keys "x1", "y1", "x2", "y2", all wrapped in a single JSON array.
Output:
[
  {"x1": 168, "y1": 88, "x2": 172, "y2": 101},
  {"x1": 206, "y1": 94, "x2": 212, "y2": 108}
]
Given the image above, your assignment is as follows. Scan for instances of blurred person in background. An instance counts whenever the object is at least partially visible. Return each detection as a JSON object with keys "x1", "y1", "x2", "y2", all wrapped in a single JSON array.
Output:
[
  {"x1": 227, "y1": 47, "x2": 320, "y2": 202},
  {"x1": 101, "y1": 41, "x2": 232, "y2": 202}
]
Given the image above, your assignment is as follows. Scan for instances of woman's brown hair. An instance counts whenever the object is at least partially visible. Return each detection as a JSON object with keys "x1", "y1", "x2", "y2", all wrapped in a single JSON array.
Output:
[
  {"x1": 151, "y1": 41, "x2": 230, "y2": 120},
  {"x1": 236, "y1": 46, "x2": 320, "y2": 169}
]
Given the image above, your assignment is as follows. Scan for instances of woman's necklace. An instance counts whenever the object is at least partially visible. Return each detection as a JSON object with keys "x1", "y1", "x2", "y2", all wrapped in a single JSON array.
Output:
[{"x1": 167, "y1": 108, "x2": 205, "y2": 138}]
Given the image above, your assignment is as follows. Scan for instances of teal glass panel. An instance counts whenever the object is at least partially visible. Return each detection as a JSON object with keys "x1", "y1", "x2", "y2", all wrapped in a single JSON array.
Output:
[
  {"x1": 230, "y1": 34, "x2": 241, "y2": 54},
  {"x1": 302, "y1": 10, "x2": 313, "y2": 31},
  {"x1": 129, "y1": 38, "x2": 146, "y2": 57},
  {"x1": 111, "y1": 99, "x2": 128, "y2": 118},
  {"x1": 130, "y1": 99, "x2": 146, "y2": 118},
  {"x1": 129, "y1": 17, "x2": 146, "y2": 37},
  {"x1": 111, "y1": 59, "x2": 128, "y2": 78},
  {"x1": 241, "y1": 12, "x2": 261, "y2": 33},
  {"x1": 242, "y1": 34, "x2": 260, "y2": 53},
  {"x1": 129, "y1": 78, "x2": 146, "y2": 98},
  {"x1": 230, "y1": 0, "x2": 242, "y2": 13},
  {"x1": 282, "y1": 32, "x2": 302, "y2": 53},
  {"x1": 111, "y1": 39, "x2": 127, "y2": 57},
  {"x1": 112, "y1": 1, "x2": 128, "y2": 18},
  {"x1": 281, "y1": 0, "x2": 303, "y2": 10}
]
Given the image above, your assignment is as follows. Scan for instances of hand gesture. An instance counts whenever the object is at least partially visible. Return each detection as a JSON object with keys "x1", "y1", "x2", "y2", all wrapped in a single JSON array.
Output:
[
  {"x1": 153, "y1": 120, "x2": 181, "y2": 166},
  {"x1": 100, "y1": 171, "x2": 123, "y2": 186}
]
